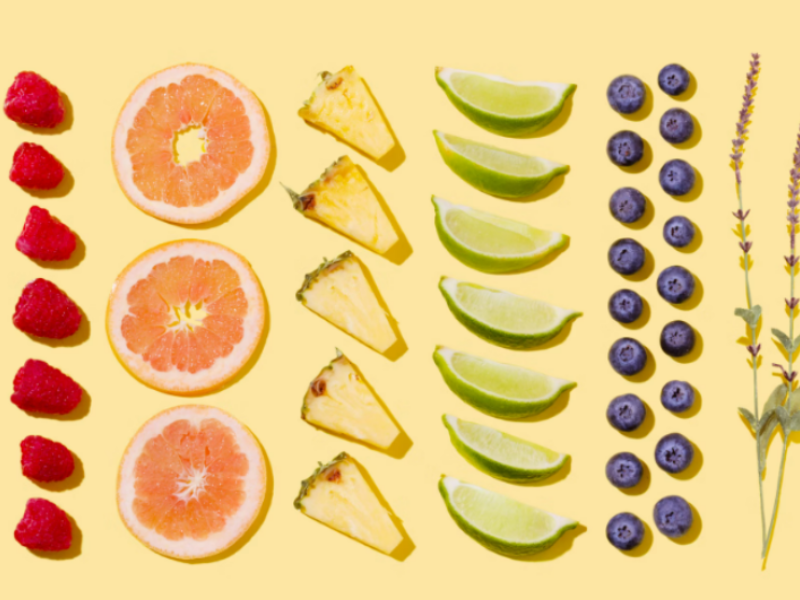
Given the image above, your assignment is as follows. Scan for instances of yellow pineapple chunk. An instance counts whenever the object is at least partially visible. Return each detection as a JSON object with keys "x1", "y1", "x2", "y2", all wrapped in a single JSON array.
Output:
[
  {"x1": 294, "y1": 452, "x2": 404, "y2": 554},
  {"x1": 297, "y1": 252, "x2": 398, "y2": 353},
  {"x1": 303, "y1": 350, "x2": 401, "y2": 449},
  {"x1": 285, "y1": 156, "x2": 399, "y2": 254},
  {"x1": 299, "y1": 67, "x2": 396, "y2": 161}
]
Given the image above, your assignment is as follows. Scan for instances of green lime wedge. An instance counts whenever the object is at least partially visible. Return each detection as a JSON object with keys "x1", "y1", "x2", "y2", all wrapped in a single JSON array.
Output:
[
  {"x1": 438, "y1": 277, "x2": 581, "y2": 349},
  {"x1": 433, "y1": 347, "x2": 575, "y2": 419},
  {"x1": 438, "y1": 475, "x2": 578, "y2": 557},
  {"x1": 432, "y1": 196, "x2": 568, "y2": 273},
  {"x1": 433, "y1": 131, "x2": 568, "y2": 199},
  {"x1": 435, "y1": 67, "x2": 576, "y2": 137},
  {"x1": 442, "y1": 415, "x2": 569, "y2": 482}
]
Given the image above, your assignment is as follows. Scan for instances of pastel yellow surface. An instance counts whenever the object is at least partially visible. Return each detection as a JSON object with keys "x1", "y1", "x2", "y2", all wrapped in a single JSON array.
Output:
[{"x1": 2, "y1": 0, "x2": 799, "y2": 597}]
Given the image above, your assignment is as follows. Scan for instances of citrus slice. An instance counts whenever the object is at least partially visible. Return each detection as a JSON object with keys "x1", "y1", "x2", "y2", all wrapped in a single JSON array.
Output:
[
  {"x1": 433, "y1": 347, "x2": 575, "y2": 419},
  {"x1": 442, "y1": 415, "x2": 569, "y2": 482},
  {"x1": 432, "y1": 196, "x2": 567, "y2": 273},
  {"x1": 438, "y1": 277, "x2": 581, "y2": 349},
  {"x1": 117, "y1": 405, "x2": 267, "y2": 559},
  {"x1": 107, "y1": 240, "x2": 266, "y2": 394},
  {"x1": 435, "y1": 67, "x2": 576, "y2": 137},
  {"x1": 434, "y1": 131, "x2": 568, "y2": 199},
  {"x1": 113, "y1": 64, "x2": 271, "y2": 224},
  {"x1": 438, "y1": 475, "x2": 578, "y2": 557}
]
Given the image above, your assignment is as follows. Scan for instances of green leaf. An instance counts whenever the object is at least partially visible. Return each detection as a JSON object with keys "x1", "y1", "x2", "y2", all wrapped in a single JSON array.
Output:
[
  {"x1": 775, "y1": 405, "x2": 791, "y2": 429},
  {"x1": 736, "y1": 305, "x2": 763, "y2": 328},
  {"x1": 772, "y1": 328, "x2": 793, "y2": 353},
  {"x1": 788, "y1": 390, "x2": 800, "y2": 415},
  {"x1": 790, "y1": 413, "x2": 800, "y2": 432},
  {"x1": 739, "y1": 407, "x2": 757, "y2": 431},
  {"x1": 793, "y1": 334, "x2": 800, "y2": 351},
  {"x1": 764, "y1": 384, "x2": 788, "y2": 414},
  {"x1": 759, "y1": 410, "x2": 778, "y2": 474}
]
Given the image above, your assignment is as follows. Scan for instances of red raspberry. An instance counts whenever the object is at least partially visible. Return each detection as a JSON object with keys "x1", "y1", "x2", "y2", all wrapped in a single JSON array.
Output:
[
  {"x1": 20, "y1": 435, "x2": 75, "y2": 482},
  {"x1": 16, "y1": 206, "x2": 77, "y2": 261},
  {"x1": 12, "y1": 359, "x2": 83, "y2": 415},
  {"x1": 10, "y1": 142, "x2": 64, "y2": 190},
  {"x1": 13, "y1": 279, "x2": 82, "y2": 339},
  {"x1": 14, "y1": 498, "x2": 72, "y2": 551},
  {"x1": 4, "y1": 72, "x2": 65, "y2": 129}
]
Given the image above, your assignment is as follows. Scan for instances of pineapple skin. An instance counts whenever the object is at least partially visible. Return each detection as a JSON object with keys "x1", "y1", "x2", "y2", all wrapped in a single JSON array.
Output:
[
  {"x1": 302, "y1": 350, "x2": 400, "y2": 449},
  {"x1": 298, "y1": 67, "x2": 395, "y2": 161}
]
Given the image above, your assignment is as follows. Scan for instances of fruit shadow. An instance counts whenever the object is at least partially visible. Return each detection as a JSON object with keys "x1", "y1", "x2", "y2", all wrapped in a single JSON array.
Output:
[
  {"x1": 620, "y1": 297, "x2": 651, "y2": 331},
  {"x1": 621, "y1": 521, "x2": 654, "y2": 557},
  {"x1": 617, "y1": 139, "x2": 653, "y2": 174},
  {"x1": 519, "y1": 93, "x2": 575, "y2": 139},
  {"x1": 673, "y1": 274, "x2": 704, "y2": 311},
  {"x1": 668, "y1": 501, "x2": 702, "y2": 545},
  {"x1": 30, "y1": 231, "x2": 86, "y2": 269},
  {"x1": 518, "y1": 387, "x2": 574, "y2": 422},
  {"x1": 512, "y1": 524, "x2": 586, "y2": 562},
  {"x1": 17, "y1": 92, "x2": 74, "y2": 135},
  {"x1": 672, "y1": 115, "x2": 702, "y2": 150},
  {"x1": 521, "y1": 456, "x2": 571, "y2": 487},
  {"x1": 521, "y1": 318, "x2": 579, "y2": 352},
  {"x1": 177, "y1": 98, "x2": 277, "y2": 230},
  {"x1": 674, "y1": 222, "x2": 703, "y2": 254},
  {"x1": 181, "y1": 438, "x2": 273, "y2": 564},
  {"x1": 493, "y1": 237, "x2": 570, "y2": 275},
  {"x1": 670, "y1": 328, "x2": 704, "y2": 364},
  {"x1": 620, "y1": 346, "x2": 656, "y2": 383},
  {"x1": 29, "y1": 511, "x2": 82, "y2": 560},
  {"x1": 620, "y1": 400, "x2": 655, "y2": 439},
  {"x1": 620, "y1": 248, "x2": 655, "y2": 283},
  {"x1": 506, "y1": 170, "x2": 567, "y2": 203},
  {"x1": 621, "y1": 194, "x2": 654, "y2": 231},
  {"x1": 673, "y1": 387, "x2": 702, "y2": 419},
  {"x1": 32, "y1": 453, "x2": 85, "y2": 492},
  {"x1": 27, "y1": 387, "x2": 91, "y2": 421},
  {"x1": 670, "y1": 167, "x2": 704, "y2": 202},
  {"x1": 618, "y1": 461, "x2": 650, "y2": 496},
  {"x1": 22, "y1": 164, "x2": 75, "y2": 199},
  {"x1": 356, "y1": 164, "x2": 412, "y2": 265},
  {"x1": 619, "y1": 82, "x2": 654, "y2": 122},
  {"x1": 27, "y1": 308, "x2": 91, "y2": 348},
  {"x1": 670, "y1": 442, "x2": 703, "y2": 481},
  {"x1": 671, "y1": 71, "x2": 698, "y2": 102}
]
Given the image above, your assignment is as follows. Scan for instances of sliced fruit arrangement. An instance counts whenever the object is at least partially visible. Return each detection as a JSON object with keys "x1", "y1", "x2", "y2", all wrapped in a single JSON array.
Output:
[
  {"x1": 439, "y1": 277, "x2": 580, "y2": 349},
  {"x1": 299, "y1": 67, "x2": 395, "y2": 162},
  {"x1": 433, "y1": 196, "x2": 567, "y2": 273},
  {"x1": 442, "y1": 415, "x2": 568, "y2": 483},
  {"x1": 434, "y1": 130, "x2": 568, "y2": 199},
  {"x1": 117, "y1": 405, "x2": 267, "y2": 560},
  {"x1": 438, "y1": 475, "x2": 577, "y2": 557},
  {"x1": 433, "y1": 347, "x2": 574, "y2": 419},
  {"x1": 112, "y1": 64, "x2": 271, "y2": 224},
  {"x1": 106, "y1": 240, "x2": 266, "y2": 394},
  {"x1": 295, "y1": 452, "x2": 404, "y2": 555},
  {"x1": 303, "y1": 349, "x2": 401, "y2": 450},
  {"x1": 297, "y1": 251, "x2": 399, "y2": 354},
  {"x1": 284, "y1": 156, "x2": 399, "y2": 255},
  {"x1": 435, "y1": 67, "x2": 575, "y2": 137}
]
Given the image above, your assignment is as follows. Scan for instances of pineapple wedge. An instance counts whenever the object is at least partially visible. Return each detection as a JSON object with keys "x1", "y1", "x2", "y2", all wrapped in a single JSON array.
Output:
[
  {"x1": 297, "y1": 252, "x2": 398, "y2": 353},
  {"x1": 294, "y1": 452, "x2": 404, "y2": 554},
  {"x1": 299, "y1": 67, "x2": 396, "y2": 161},
  {"x1": 303, "y1": 350, "x2": 401, "y2": 450},
  {"x1": 284, "y1": 156, "x2": 399, "y2": 254}
]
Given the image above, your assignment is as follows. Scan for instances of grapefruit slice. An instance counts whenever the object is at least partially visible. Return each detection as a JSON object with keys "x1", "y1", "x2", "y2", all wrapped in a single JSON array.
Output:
[
  {"x1": 107, "y1": 240, "x2": 266, "y2": 394},
  {"x1": 112, "y1": 64, "x2": 271, "y2": 224},
  {"x1": 117, "y1": 405, "x2": 267, "y2": 559}
]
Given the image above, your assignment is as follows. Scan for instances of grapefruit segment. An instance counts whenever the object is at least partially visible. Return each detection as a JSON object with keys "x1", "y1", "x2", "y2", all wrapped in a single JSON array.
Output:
[
  {"x1": 107, "y1": 240, "x2": 265, "y2": 394},
  {"x1": 118, "y1": 405, "x2": 267, "y2": 559}
]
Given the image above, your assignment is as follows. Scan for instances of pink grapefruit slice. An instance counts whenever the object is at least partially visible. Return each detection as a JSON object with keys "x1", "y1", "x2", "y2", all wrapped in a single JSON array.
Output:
[
  {"x1": 107, "y1": 240, "x2": 266, "y2": 394},
  {"x1": 112, "y1": 64, "x2": 271, "y2": 224},
  {"x1": 117, "y1": 405, "x2": 267, "y2": 559}
]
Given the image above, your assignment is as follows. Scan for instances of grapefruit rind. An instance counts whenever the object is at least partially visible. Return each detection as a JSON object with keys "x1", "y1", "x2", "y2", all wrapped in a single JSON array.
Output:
[
  {"x1": 112, "y1": 64, "x2": 270, "y2": 224},
  {"x1": 117, "y1": 405, "x2": 267, "y2": 560}
]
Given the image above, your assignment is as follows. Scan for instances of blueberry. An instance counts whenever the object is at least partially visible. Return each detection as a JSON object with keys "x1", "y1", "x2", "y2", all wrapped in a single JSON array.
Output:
[
  {"x1": 608, "y1": 289, "x2": 644, "y2": 324},
  {"x1": 607, "y1": 394, "x2": 647, "y2": 432},
  {"x1": 658, "y1": 64, "x2": 691, "y2": 97},
  {"x1": 659, "y1": 108, "x2": 694, "y2": 144},
  {"x1": 606, "y1": 512, "x2": 645, "y2": 551},
  {"x1": 661, "y1": 380, "x2": 695, "y2": 413},
  {"x1": 659, "y1": 159, "x2": 696, "y2": 196},
  {"x1": 663, "y1": 216, "x2": 695, "y2": 248},
  {"x1": 655, "y1": 433, "x2": 694, "y2": 474},
  {"x1": 606, "y1": 452, "x2": 644, "y2": 489},
  {"x1": 660, "y1": 320, "x2": 696, "y2": 357},
  {"x1": 607, "y1": 131, "x2": 644, "y2": 167},
  {"x1": 653, "y1": 495, "x2": 693, "y2": 539},
  {"x1": 608, "y1": 238, "x2": 646, "y2": 276},
  {"x1": 609, "y1": 187, "x2": 647, "y2": 224},
  {"x1": 607, "y1": 75, "x2": 646, "y2": 114},
  {"x1": 609, "y1": 338, "x2": 648, "y2": 376},
  {"x1": 657, "y1": 266, "x2": 695, "y2": 304}
]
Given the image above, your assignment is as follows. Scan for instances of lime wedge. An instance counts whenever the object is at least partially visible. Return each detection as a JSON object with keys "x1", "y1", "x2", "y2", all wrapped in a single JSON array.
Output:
[
  {"x1": 433, "y1": 131, "x2": 568, "y2": 199},
  {"x1": 438, "y1": 475, "x2": 578, "y2": 557},
  {"x1": 438, "y1": 277, "x2": 581, "y2": 349},
  {"x1": 433, "y1": 347, "x2": 575, "y2": 419},
  {"x1": 442, "y1": 415, "x2": 569, "y2": 482},
  {"x1": 435, "y1": 67, "x2": 576, "y2": 137},
  {"x1": 432, "y1": 196, "x2": 567, "y2": 273}
]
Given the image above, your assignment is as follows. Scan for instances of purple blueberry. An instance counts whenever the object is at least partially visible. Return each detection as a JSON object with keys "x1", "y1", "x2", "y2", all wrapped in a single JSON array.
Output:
[
  {"x1": 659, "y1": 108, "x2": 694, "y2": 144},
  {"x1": 659, "y1": 159, "x2": 696, "y2": 196},
  {"x1": 607, "y1": 512, "x2": 645, "y2": 550},
  {"x1": 655, "y1": 433, "x2": 694, "y2": 474},
  {"x1": 660, "y1": 320, "x2": 696, "y2": 357},
  {"x1": 607, "y1": 131, "x2": 644, "y2": 167},
  {"x1": 663, "y1": 216, "x2": 695, "y2": 248},
  {"x1": 607, "y1": 75, "x2": 646, "y2": 114},
  {"x1": 610, "y1": 187, "x2": 647, "y2": 224},
  {"x1": 657, "y1": 266, "x2": 695, "y2": 304},
  {"x1": 607, "y1": 394, "x2": 647, "y2": 432},
  {"x1": 609, "y1": 289, "x2": 644, "y2": 324},
  {"x1": 606, "y1": 452, "x2": 644, "y2": 489},
  {"x1": 658, "y1": 64, "x2": 691, "y2": 97},
  {"x1": 609, "y1": 238, "x2": 646, "y2": 276},
  {"x1": 654, "y1": 495, "x2": 694, "y2": 539},
  {"x1": 661, "y1": 380, "x2": 695, "y2": 413},
  {"x1": 609, "y1": 338, "x2": 648, "y2": 376}
]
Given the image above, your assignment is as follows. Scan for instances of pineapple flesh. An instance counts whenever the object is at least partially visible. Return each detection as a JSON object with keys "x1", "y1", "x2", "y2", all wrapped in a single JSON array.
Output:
[
  {"x1": 294, "y1": 452, "x2": 404, "y2": 555},
  {"x1": 303, "y1": 350, "x2": 401, "y2": 450},
  {"x1": 297, "y1": 252, "x2": 398, "y2": 353},
  {"x1": 285, "y1": 156, "x2": 399, "y2": 254},
  {"x1": 299, "y1": 67, "x2": 396, "y2": 161}
]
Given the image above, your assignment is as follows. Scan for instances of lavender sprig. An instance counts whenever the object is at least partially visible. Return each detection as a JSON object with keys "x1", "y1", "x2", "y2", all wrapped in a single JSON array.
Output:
[{"x1": 731, "y1": 53, "x2": 760, "y2": 185}]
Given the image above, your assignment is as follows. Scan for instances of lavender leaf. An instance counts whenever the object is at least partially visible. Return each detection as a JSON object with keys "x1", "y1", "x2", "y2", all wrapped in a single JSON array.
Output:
[
  {"x1": 772, "y1": 328, "x2": 793, "y2": 352},
  {"x1": 739, "y1": 407, "x2": 757, "y2": 431},
  {"x1": 764, "y1": 383, "x2": 788, "y2": 414}
]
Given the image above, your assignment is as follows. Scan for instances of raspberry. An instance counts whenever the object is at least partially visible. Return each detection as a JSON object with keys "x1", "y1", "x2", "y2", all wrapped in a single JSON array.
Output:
[
  {"x1": 20, "y1": 435, "x2": 75, "y2": 482},
  {"x1": 4, "y1": 72, "x2": 65, "y2": 129},
  {"x1": 12, "y1": 359, "x2": 83, "y2": 415},
  {"x1": 16, "y1": 206, "x2": 77, "y2": 261},
  {"x1": 13, "y1": 279, "x2": 81, "y2": 339},
  {"x1": 14, "y1": 498, "x2": 72, "y2": 551},
  {"x1": 10, "y1": 142, "x2": 64, "y2": 190}
]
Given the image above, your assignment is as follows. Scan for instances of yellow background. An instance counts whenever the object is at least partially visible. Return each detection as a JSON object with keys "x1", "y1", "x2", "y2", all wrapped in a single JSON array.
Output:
[{"x1": 2, "y1": 0, "x2": 800, "y2": 597}]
